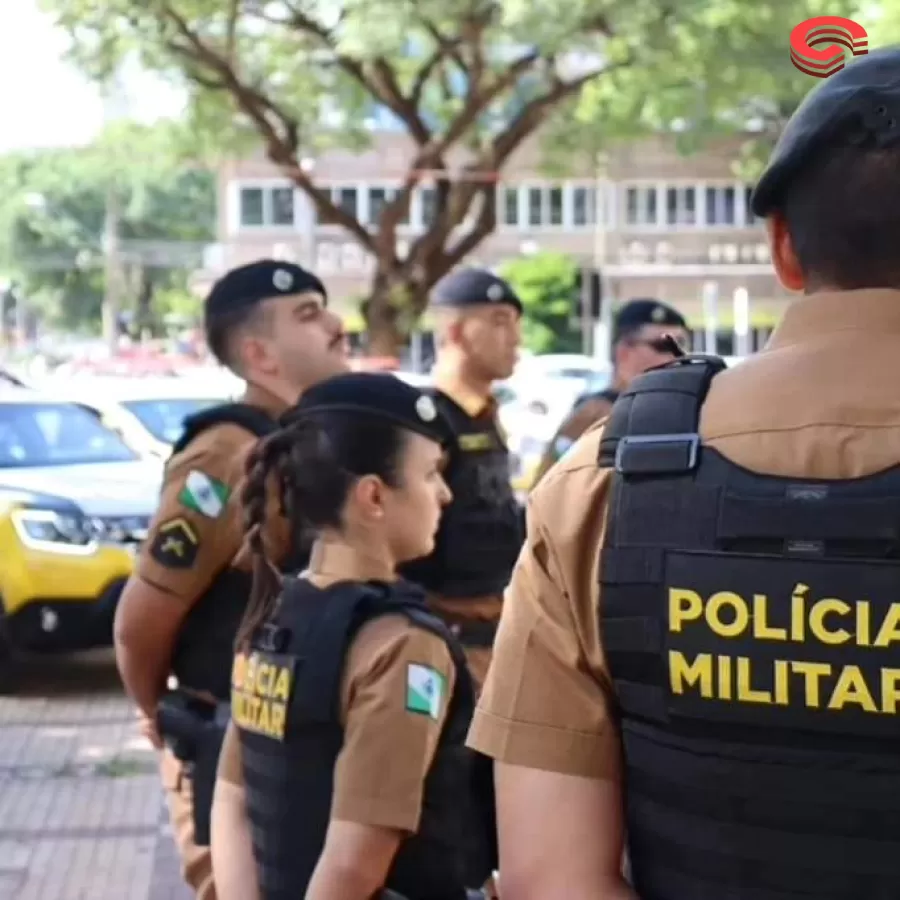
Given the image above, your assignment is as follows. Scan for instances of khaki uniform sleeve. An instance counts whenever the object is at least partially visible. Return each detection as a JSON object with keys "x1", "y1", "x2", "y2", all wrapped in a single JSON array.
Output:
[
  {"x1": 216, "y1": 720, "x2": 244, "y2": 786},
  {"x1": 331, "y1": 615, "x2": 457, "y2": 832},
  {"x1": 135, "y1": 426, "x2": 252, "y2": 605},
  {"x1": 467, "y1": 423, "x2": 622, "y2": 780},
  {"x1": 531, "y1": 398, "x2": 612, "y2": 487}
]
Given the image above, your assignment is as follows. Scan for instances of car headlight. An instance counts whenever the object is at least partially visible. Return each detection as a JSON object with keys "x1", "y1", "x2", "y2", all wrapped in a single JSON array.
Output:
[{"x1": 10, "y1": 508, "x2": 99, "y2": 555}]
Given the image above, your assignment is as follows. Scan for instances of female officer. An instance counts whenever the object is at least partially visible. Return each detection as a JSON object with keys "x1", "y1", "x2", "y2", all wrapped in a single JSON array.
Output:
[{"x1": 210, "y1": 372, "x2": 496, "y2": 900}]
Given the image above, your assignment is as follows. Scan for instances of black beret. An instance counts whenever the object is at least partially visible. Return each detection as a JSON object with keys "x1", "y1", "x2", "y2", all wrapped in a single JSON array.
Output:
[
  {"x1": 432, "y1": 267, "x2": 523, "y2": 314},
  {"x1": 613, "y1": 298, "x2": 686, "y2": 341},
  {"x1": 752, "y1": 47, "x2": 900, "y2": 217},
  {"x1": 288, "y1": 372, "x2": 452, "y2": 445},
  {"x1": 205, "y1": 259, "x2": 327, "y2": 324}
]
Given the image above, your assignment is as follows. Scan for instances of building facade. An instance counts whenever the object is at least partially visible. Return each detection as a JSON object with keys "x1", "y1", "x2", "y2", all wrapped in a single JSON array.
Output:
[{"x1": 196, "y1": 131, "x2": 790, "y2": 352}]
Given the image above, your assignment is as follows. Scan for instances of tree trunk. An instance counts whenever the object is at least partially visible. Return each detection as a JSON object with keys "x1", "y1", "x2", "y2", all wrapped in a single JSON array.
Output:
[
  {"x1": 135, "y1": 266, "x2": 155, "y2": 336},
  {"x1": 361, "y1": 270, "x2": 430, "y2": 362}
]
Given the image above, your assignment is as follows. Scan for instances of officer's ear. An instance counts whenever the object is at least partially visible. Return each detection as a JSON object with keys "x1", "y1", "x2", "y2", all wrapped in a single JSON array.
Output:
[
  {"x1": 767, "y1": 213, "x2": 805, "y2": 292},
  {"x1": 349, "y1": 473, "x2": 388, "y2": 523}
]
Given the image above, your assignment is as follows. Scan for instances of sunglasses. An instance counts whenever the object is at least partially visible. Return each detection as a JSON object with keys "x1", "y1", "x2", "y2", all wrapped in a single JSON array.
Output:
[{"x1": 629, "y1": 334, "x2": 690, "y2": 354}]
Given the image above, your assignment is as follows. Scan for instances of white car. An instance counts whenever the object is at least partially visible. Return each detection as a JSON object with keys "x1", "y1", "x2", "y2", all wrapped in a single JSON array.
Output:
[{"x1": 42, "y1": 374, "x2": 241, "y2": 459}]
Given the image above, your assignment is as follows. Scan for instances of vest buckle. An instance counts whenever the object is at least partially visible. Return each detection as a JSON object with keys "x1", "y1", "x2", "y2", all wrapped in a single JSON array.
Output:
[{"x1": 614, "y1": 433, "x2": 701, "y2": 476}]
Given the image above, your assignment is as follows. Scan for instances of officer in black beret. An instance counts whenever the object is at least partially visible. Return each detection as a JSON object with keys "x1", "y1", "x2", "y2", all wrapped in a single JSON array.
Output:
[
  {"x1": 530, "y1": 297, "x2": 689, "y2": 486},
  {"x1": 400, "y1": 267, "x2": 524, "y2": 691},
  {"x1": 466, "y1": 49, "x2": 900, "y2": 898},
  {"x1": 211, "y1": 371, "x2": 497, "y2": 899},
  {"x1": 114, "y1": 258, "x2": 349, "y2": 898}
]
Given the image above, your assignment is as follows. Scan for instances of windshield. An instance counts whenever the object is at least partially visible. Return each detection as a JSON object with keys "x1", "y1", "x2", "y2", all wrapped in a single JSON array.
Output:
[
  {"x1": 0, "y1": 401, "x2": 139, "y2": 468},
  {"x1": 122, "y1": 398, "x2": 221, "y2": 444}
]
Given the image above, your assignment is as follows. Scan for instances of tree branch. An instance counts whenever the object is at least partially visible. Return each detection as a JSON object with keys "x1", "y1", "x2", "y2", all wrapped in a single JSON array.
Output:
[{"x1": 159, "y1": 3, "x2": 376, "y2": 252}]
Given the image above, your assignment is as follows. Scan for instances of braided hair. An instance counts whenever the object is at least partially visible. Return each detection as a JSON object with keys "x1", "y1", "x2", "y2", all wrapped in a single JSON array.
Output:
[{"x1": 234, "y1": 406, "x2": 408, "y2": 651}]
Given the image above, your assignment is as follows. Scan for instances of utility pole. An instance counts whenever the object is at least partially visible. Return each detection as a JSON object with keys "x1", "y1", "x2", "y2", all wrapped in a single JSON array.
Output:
[
  {"x1": 102, "y1": 182, "x2": 122, "y2": 352},
  {"x1": 101, "y1": 68, "x2": 128, "y2": 354}
]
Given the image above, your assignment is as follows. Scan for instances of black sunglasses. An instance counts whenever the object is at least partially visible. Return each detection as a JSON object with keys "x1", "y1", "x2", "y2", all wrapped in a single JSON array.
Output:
[{"x1": 629, "y1": 334, "x2": 689, "y2": 354}]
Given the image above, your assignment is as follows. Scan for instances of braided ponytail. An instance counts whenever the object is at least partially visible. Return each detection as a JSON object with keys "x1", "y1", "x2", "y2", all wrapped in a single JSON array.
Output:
[{"x1": 235, "y1": 428, "x2": 295, "y2": 651}]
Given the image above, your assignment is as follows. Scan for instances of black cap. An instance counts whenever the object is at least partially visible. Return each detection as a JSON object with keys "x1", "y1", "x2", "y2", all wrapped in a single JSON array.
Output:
[
  {"x1": 432, "y1": 268, "x2": 523, "y2": 314},
  {"x1": 752, "y1": 47, "x2": 900, "y2": 217},
  {"x1": 613, "y1": 298, "x2": 686, "y2": 342},
  {"x1": 288, "y1": 373, "x2": 452, "y2": 445},
  {"x1": 205, "y1": 260, "x2": 327, "y2": 325}
]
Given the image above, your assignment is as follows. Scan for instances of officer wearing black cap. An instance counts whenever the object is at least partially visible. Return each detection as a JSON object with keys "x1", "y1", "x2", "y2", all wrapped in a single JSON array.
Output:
[
  {"x1": 114, "y1": 259, "x2": 348, "y2": 899},
  {"x1": 530, "y1": 297, "x2": 688, "y2": 486},
  {"x1": 401, "y1": 267, "x2": 524, "y2": 690},
  {"x1": 210, "y1": 373, "x2": 496, "y2": 900},
  {"x1": 466, "y1": 47, "x2": 900, "y2": 898}
]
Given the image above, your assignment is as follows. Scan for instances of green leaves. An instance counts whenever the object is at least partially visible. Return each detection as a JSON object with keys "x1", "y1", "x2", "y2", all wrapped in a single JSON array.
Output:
[{"x1": 500, "y1": 251, "x2": 582, "y2": 354}]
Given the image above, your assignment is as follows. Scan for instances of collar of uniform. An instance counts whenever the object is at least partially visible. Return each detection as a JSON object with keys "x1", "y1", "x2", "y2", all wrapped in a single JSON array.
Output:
[
  {"x1": 767, "y1": 288, "x2": 900, "y2": 349},
  {"x1": 306, "y1": 540, "x2": 396, "y2": 583},
  {"x1": 242, "y1": 384, "x2": 290, "y2": 418},
  {"x1": 432, "y1": 371, "x2": 495, "y2": 418}
]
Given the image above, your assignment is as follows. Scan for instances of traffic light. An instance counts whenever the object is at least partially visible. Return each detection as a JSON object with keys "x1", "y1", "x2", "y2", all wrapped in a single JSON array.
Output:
[{"x1": 574, "y1": 267, "x2": 603, "y2": 319}]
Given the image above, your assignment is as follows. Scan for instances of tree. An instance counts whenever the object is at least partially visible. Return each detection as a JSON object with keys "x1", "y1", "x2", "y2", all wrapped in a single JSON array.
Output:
[
  {"x1": 546, "y1": 0, "x2": 876, "y2": 182},
  {"x1": 0, "y1": 123, "x2": 215, "y2": 334},
  {"x1": 41, "y1": 0, "x2": 783, "y2": 356},
  {"x1": 500, "y1": 251, "x2": 581, "y2": 354}
]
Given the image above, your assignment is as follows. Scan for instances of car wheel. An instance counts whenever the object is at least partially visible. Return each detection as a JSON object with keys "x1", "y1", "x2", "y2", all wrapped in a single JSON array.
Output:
[{"x1": 0, "y1": 598, "x2": 16, "y2": 694}]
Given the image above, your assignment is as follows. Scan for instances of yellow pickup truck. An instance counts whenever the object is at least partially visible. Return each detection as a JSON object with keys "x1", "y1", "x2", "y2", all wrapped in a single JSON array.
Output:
[{"x1": 0, "y1": 382, "x2": 163, "y2": 691}]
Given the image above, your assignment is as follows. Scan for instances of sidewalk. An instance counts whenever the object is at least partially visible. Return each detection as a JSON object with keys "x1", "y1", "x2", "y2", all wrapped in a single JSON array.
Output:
[{"x1": 0, "y1": 655, "x2": 191, "y2": 900}]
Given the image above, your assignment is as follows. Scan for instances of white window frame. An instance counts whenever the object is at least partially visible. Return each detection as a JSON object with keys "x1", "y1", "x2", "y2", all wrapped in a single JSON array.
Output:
[
  {"x1": 620, "y1": 180, "x2": 661, "y2": 230},
  {"x1": 228, "y1": 179, "x2": 299, "y2": 234}
]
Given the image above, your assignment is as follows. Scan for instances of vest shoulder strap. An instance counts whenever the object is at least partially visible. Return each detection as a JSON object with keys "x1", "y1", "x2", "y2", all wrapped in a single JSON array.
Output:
[
  {"x1": 598, "y1": 355, "x2": 727, "y2": 476},
  {"x1": 172, "y1": 402, "x2": 277, "y2": 455}
]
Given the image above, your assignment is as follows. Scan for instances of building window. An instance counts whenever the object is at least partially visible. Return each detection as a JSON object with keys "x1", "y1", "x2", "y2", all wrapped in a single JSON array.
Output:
[
  {"x1": 624, "y1": 185, "x2": 657, "y2": 227},
  {"x1": 744, "y1": 185, "x2": 757, "y2": 225},
  {"x1": 666, "y1": 186, "x2": 696, "y2": 225},
  {"x1": 501, "y1": 186, "x2": 519, "y2": 226},
  {"x1": 336, "y1": 187, "x2": 359, "y2": 218},
  {"x1": 705, "y1": 185, "x2": 736, "y2": 226},
  {"x1": 238, "y1": 185, "x2": 295, "y2": 228},
  {"x1": 572, "y1": 186, "x2": 596, "y2": 226},
  {"x1": 548, "y1": 187, "x2": 563, "y2": 226},
  {"x1": 421, "y1": 187, "x2": 437, "y2": 227},
  {"x1": 527, "y1": 187, "x2": 542, "y2": 227},
  {"x1": 368, "y1": 187, "x2": 387, "y2": 225}
]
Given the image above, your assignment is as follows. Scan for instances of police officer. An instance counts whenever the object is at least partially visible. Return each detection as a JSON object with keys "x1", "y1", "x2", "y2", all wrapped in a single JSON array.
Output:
[
  {"x1": 467, "y1": 47, "x2": 900, "y2": 899},
  {"x1": 114, "y1": 259, "x2": 348, "y2": 899},
  {"x1": 530, "y1": 297, "x2": 689, "y2": 486},
  {"x1": 210, "y1": 373, "x2": 495, "y2": 900},
  {"x1": 402, "y1": 268, "x2": 524, "y2": 689}
]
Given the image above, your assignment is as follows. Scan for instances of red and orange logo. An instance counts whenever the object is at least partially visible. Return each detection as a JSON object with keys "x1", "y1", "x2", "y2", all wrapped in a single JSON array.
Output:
[{"x1": 790, "y1": 16, "x2": 868, "y2": 78}]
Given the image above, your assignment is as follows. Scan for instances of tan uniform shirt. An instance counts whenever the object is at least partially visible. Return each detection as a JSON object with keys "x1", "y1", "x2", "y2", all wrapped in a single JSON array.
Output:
[
  {"x1": 217, "y1": 543, "x2": 457, "y2": 833},
  {"x1": 531, "y1": 393, "x2": 616, "y2": 488},
  {"x1": 134, "y1": 387, "x2": 288, "y2": 604},
  {"x1": 467, "y1": 289, "x2": 900, "y2": 779}
]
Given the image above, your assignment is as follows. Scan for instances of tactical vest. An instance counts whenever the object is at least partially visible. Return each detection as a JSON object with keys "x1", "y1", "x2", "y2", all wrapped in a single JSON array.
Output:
[
  {"x1": 235, "y1": 578, "x2": 497, "y2": 900},
  {"x1": 169, "y1": 403, "x2": 297, "y2": 700},
  {"x1": 402, "y1": 390, "x2": 524, "y2": 602},
  {"x1": 598, "y1": 355, "x2": 900, "y2": 900}
]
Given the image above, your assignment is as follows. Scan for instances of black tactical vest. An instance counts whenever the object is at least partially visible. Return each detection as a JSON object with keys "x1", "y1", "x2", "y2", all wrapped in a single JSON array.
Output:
[
  {"x1": 598, "y1": 355, "x2": 900, "y2": 900},
  {"x1": 401, "y1": 390, "x2": 524, "y2": 600},
  {"x1": 235, "y1": 578, "x2": 497, "y2": 900},
  {"x1": 168, "y1": 403, "x2": 304, "y2": 700}
]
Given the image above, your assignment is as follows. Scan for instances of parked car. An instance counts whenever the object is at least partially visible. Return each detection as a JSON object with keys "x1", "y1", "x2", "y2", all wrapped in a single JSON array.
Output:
[
  {"x1": 49, "y1": 374, "x2": 240, "y2": 459},
  {"x1": 0, "y1": 382, "x2": 163, "y2": 689}
]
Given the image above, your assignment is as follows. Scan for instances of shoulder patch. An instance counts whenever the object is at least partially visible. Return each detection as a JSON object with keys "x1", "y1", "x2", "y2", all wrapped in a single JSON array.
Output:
[
  {"x1": 405, "y1": 663, "x2": 446, "y2": 720},
  {"x1": 178, "y1": 470, "x2": 231, "y2": 519},
  {"x1": 149, "y1": 517, "x2": 200, "y2": 569}
]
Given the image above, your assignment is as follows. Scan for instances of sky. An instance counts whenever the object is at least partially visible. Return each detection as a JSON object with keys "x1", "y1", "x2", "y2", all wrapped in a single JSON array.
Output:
[{"x1": 0, "y1": 1, "x2": 182, "y2": 152}]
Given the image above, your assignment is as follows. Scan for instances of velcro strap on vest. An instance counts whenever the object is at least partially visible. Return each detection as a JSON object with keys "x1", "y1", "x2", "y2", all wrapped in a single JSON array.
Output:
[
  {"x1": 599, "y1": 355, "x2": 726, "y2": 471},
  {"x1": 719, "y1": 492, "x2": 900, "y2": 543}
]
